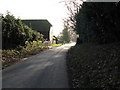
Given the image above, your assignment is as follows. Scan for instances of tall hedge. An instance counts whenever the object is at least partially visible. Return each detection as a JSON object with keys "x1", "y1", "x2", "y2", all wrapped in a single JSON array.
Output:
[{"x1": 75, "y1": 2, "x2": 120, "y2": 44}]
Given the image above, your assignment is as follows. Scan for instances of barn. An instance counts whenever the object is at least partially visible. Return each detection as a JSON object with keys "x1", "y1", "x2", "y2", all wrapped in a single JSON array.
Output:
[{"x1": 22, "y1": 19, "x2": 52, "y2": 40}]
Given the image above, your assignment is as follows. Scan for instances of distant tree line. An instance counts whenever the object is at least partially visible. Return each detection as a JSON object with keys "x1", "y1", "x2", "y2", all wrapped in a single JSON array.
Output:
[
  {"x1": 2, "y1": 12, "x2": 44, "y2": 49},
  {"x1": 60, "y1": 25, "x2": 70, "y2": 43},
  {"x1": 65, "y1": 2, "x2": 120, "y2": 44}
]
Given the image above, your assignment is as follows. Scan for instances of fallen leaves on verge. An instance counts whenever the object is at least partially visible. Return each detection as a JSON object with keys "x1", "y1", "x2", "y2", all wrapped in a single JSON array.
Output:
[{"x1": 67, "y1": 42, "x2": 120, "y2": 89}]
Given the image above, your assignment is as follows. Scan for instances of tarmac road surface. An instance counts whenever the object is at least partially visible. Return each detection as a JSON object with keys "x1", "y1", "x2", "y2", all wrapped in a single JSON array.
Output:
[{"x1": 2, "y1": 43, "x2": 76, "y2": 88}]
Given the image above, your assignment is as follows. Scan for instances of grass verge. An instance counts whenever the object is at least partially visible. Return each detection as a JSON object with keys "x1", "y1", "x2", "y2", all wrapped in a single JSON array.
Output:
[
  {"x1": 51, "y1": 43, "x2": 63, "y2": 47},
  {"x1": 67, "y1": 43, "x2": 120, "y2": 89}
]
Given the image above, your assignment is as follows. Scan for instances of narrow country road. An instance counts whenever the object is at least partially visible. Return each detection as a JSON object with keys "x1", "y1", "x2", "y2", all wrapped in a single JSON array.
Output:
[{"x1": 2, "y1": 43, "x2": 75, "y2": 88}]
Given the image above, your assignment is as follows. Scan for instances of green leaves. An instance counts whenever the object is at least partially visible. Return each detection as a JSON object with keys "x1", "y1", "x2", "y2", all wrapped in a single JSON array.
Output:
[
  {"x1": 2, "y1": 13, "x2": 44, "y2": 49},
  {"x1": 2, "y1": 40, "x2": 48, "y2": 69}
]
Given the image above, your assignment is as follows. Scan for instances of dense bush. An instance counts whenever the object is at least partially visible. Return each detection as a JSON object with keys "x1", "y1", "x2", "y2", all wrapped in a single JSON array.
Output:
[
  {"x1": 20, "y1": 40, "x2": 46, "y2": 55},
  {"x1": 74, "y1": 2, "x2": 120, "y2": 44},
  {"x1": 2, "y1": 12, "x2": 44, "y2": 49},
  {"x1": 2, "y1": 40, "x2": 47, "y2": 57},
  {"x1": 2, "y1": 40, "x2": 48, "y2": 69}
]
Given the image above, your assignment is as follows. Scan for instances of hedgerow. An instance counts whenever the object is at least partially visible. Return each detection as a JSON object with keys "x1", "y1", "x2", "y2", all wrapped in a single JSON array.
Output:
[
  {"x1": 2, "y1": 12, "x2": 44, "y2": 49},
  {"x1": 2, "y1": 40, "x2": 48, "y2": 69}
]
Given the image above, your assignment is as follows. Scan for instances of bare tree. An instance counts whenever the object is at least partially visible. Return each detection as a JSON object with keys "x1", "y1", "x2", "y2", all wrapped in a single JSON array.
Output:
[{"x1": 60, "y1": 0, "x2": 83, "y2": 29}]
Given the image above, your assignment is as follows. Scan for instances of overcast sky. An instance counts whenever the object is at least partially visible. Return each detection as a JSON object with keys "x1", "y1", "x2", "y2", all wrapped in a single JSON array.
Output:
[{"x1": 0, "y1": 0, "x2": 69, "y2": 36}]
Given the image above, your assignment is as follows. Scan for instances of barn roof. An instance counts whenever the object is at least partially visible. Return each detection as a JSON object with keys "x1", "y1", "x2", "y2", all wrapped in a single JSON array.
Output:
[{"x1": 22, "y1": 19, "x2": 52, "y2": 31}]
